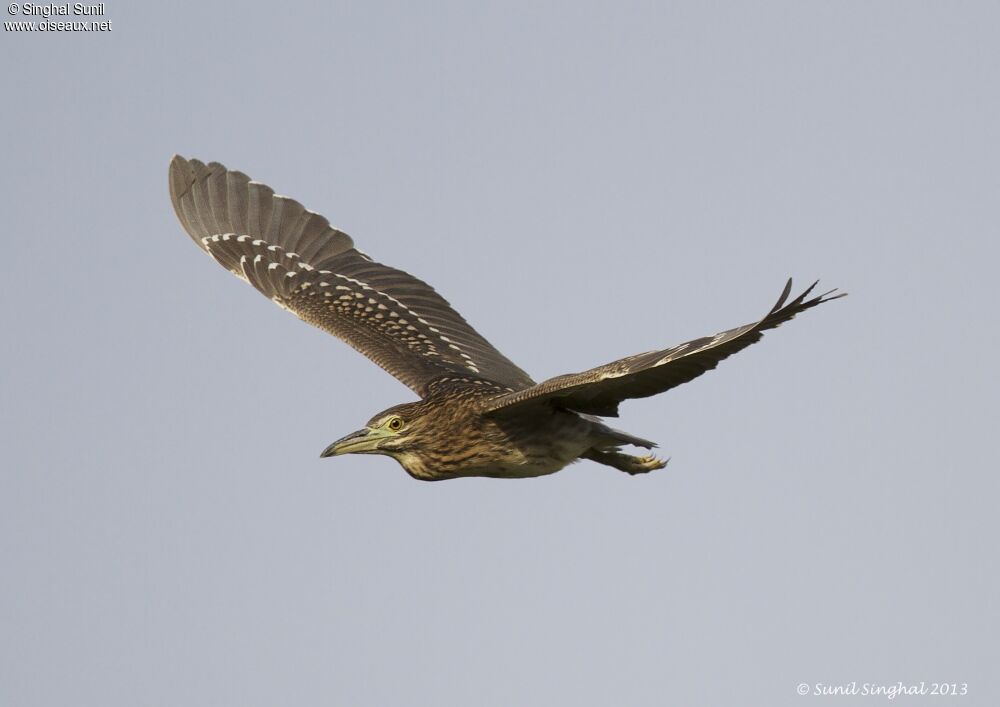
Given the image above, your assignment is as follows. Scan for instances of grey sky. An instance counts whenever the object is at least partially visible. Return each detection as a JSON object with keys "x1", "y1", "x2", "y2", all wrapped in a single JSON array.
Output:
[{"x1": 2, "y1": 2, "x2": 998, "y2": 705}]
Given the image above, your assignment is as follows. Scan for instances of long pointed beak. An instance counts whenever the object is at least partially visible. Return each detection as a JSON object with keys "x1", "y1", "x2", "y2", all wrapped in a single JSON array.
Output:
[{"x1": 320, "y1": 427, "x2": 392, "y2": 457}]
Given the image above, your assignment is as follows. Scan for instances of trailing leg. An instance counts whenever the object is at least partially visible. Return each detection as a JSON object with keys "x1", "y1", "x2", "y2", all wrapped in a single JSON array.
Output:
[{"x1": 582, "y1": 448, "x2": 669, "y2": 475}]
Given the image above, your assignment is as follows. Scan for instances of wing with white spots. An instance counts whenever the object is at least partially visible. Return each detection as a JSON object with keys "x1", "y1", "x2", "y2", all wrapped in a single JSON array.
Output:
[
  {"x1": 169, "y1": 156, "x2": 535, "y2": 395},
  {"x1": 483, "y1": 280, "x2": 844, "y2": 417}
]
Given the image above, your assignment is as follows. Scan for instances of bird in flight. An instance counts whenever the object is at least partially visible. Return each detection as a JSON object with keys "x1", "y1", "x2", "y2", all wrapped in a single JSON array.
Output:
[{"x1": 169, "y1": 156, "x2": 844, "y2": 481}]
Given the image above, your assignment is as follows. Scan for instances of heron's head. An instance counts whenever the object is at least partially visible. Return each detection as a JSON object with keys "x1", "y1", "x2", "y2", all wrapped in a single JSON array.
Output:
[
  {"x1": 320, "y1": 402, "x2": 427, "y2": 458},
  {"x1": 320, "y1": 400, "x2": 451, "y2": 478}
]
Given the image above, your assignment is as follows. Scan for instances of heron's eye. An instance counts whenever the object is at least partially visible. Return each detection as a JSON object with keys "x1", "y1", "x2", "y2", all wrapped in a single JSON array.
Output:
[{"x1": 386, "y1": 416, "x2": 404, "y2": 432}]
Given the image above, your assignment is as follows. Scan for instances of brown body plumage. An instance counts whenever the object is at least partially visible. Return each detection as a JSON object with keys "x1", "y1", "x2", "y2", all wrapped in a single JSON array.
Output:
[
  {"x1": 352, "y1": 378, "x2": 659, "y2": 481},
  {"x1": 169, "y1": 155, "x2": 844, "y2": 481}
]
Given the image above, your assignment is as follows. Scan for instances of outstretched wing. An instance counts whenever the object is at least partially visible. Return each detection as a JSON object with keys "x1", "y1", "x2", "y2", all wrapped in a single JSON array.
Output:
[
  {"x1": 169, "y1": 156, "x2": 535, "y2": 395},
  {"x1": 483, "y1": 280, "x2": 844, "y2": 417}
]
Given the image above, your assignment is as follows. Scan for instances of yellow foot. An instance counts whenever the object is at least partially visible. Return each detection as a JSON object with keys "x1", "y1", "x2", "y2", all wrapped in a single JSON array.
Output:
[
  {"x1": 583, "y1": 448, "x2": 670, "y2": 475},
  {"x1": 624, "y1": 454, "x2": 669, "y2": 475}
]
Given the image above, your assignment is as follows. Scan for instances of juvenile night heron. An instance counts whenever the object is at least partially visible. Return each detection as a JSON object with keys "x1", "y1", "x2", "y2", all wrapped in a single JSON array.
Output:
[{"x1": 169, "y1": 156, "x2": 844, "y2": 481}]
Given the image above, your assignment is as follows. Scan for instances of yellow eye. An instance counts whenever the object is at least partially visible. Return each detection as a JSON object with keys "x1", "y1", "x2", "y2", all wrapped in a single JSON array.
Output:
[{"x1": 386, "y1": 416, "x2": 404, "y2": 432}]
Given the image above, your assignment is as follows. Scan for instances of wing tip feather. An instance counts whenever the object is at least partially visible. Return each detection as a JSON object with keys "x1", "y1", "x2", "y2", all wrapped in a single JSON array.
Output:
[{"x1": 770, "y1": 278, "x2": 795, "y2": 314}]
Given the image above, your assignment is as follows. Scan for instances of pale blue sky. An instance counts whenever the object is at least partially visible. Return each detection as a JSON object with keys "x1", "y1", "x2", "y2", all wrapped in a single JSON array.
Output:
[{"x1": 2, "y1": 2, "x2": 998, "y2": 705}]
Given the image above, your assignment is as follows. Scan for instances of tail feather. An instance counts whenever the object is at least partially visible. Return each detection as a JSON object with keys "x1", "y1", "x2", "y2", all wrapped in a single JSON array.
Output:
[{"x1": 579, "y1": 413, "x2": 657, "y2": 450}]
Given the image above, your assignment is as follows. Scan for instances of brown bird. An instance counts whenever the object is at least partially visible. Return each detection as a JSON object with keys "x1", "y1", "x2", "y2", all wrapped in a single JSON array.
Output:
[{"x1": 169, "y1": 156, "x2": 844, "y2": 481}]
